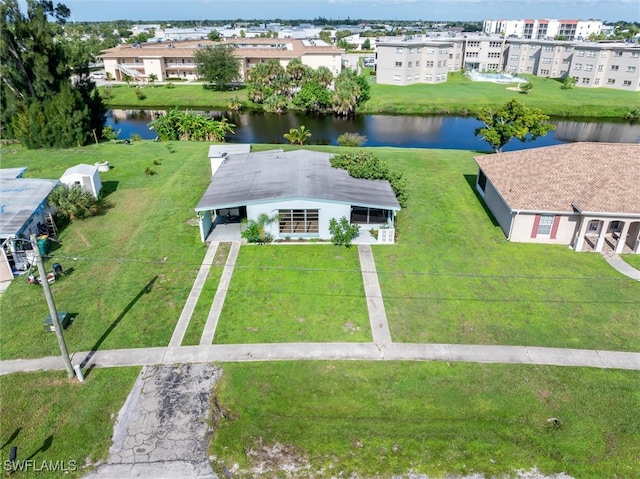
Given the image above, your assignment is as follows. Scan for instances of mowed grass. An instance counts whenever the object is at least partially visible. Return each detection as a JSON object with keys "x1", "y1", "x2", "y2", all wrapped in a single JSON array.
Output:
[
  {"x1": 0, "y1": 367, "x2": 139, "y2": 479},
  {"x1": 369, "y1": 147, "x2": 640, "y2": 350},
  {"x1": 622, "y1": 254, "x2": 640, "y2": 270},
  {"x1": 0, "y1": 142, "x2": 212, "y2": 359},
  {"x1": 362, "y1": 72, "x2": 639, "y2": 117},
  {"x1": 213, "y1": 245, "x2": 371, "y2": 343},
  {"x1": 211, "y1": 361, "x2": 640, "y2": 478},
  {"x1": 102, "y1": 72, "x2": 639, "y2": 118},
  {"x1": 181, "y1": 242, "x2": 230, "y2": 346},
  {"x1": 103, "y1": 83, "x2": 244, "y2": 109}
]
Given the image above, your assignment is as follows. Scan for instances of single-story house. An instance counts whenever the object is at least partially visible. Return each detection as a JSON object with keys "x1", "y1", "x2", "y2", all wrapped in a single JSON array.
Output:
[
  {"x1": 0, "y1": 169, "x2": 59, "y2": 281},
  {"x1": 195, "y1": 149, "x2": 401, "y2": 242},
  {"x1": 474, "y1": 142, "x2": 640, "y2": 254},
  {"x1": 60, "y1": 163, "x2": 102, "y2": 198},
  {"x1": 208, "y1": 143, "x2": 251, "y2": 177}
]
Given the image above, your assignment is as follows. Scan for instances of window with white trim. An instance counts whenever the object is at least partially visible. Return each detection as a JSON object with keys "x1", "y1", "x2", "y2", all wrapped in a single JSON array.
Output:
[
  {"x1": 537, "y1": 215, "x2": 554, "y2": 236},
  {"x1": 279, "y1": 209, "x2": 319, "y2": 234}
]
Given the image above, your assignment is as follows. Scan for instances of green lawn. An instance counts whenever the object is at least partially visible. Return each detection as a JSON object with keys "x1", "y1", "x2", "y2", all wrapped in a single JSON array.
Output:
[
  {"x1": 102, "y1": 72, "x2": 640, "y2": 118},
  {"x1": 103, "y1": 83, "x2": 244, "y2": 110},
  {"x1": 622, "y1": 254, "x2": 640, "y2": 270},
  {"x1": 0, "y1": 367, "x2": 139, "y2": 479},
  {"x1": 211, "y1": 361, "x2": 640, "y2": 478},
  {"x1": 370, "y1": 147, "x2": 640, "y2": 350},
  {"x1": 213, "y1": 245, "x2": 371, "y2": 343},
  {"x1": 0, "y1": 142, "x2": 212, "y2": 359},
  {"x1": 181, "y1": 242, "x2": 230, "y2": 346},
  {"x1": 362, "y1": 72, "x2": 639, "y2": 117}
]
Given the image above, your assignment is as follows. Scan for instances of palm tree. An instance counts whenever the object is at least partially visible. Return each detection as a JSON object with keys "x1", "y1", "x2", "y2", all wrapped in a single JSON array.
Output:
[
  {"x1": 122, "y1": 73, "x2": 132, "y2": 87},
  {"x1": 148, "y1": 73, "x2": 158, "y2": 87},
  {"x1": 283, "y1": 125, "x2": 312, "y2": 145}
]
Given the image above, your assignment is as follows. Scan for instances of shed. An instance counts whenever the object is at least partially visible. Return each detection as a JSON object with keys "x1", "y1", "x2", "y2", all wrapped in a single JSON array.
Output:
[{"x1": 60, "y1": 163, "x2": 102, "y2": 198}]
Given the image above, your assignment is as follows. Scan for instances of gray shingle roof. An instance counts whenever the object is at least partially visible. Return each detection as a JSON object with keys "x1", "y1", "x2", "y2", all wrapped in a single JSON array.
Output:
[
  {"x1": 196, "y1": 149, "x2": 401, "y2": 211},
  {"x1": 474, "y1": 142, "x2": 640, "y2": 215}
]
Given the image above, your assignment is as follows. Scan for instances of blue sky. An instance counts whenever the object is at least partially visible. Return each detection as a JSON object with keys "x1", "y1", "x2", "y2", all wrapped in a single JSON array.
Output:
[{"x1": 39, "y1": 0, "x2": 640, "y2": 22}]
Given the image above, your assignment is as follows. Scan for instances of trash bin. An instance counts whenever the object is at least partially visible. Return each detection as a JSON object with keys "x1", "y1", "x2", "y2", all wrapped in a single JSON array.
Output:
[
  {"x1": 43, "y1": 312, "x2": 71, "y2": 332},
  {"x1": 37, "y1": 235, "x2": 49, "y2": 255}
]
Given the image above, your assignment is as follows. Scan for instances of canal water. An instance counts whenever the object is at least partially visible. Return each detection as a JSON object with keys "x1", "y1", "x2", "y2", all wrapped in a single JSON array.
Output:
[{"x1": 106, "y1": 109, "x2": 640, "y2": 152}]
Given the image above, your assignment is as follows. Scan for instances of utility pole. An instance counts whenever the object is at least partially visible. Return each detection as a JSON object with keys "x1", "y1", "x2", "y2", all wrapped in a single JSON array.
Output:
[{"x1": 30, "y1": 234, "x2": 75, "y2": 379}]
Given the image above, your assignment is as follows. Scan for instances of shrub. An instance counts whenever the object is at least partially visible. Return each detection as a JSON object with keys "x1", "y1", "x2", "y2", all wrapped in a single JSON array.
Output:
[
  {"x1": 102, "y1": 126, "x2": 120, "y2": 142},
  {"x1": 144, "y1": 167, "x2": 156, "y2": 176},
  {"x1": 228, "y1": 96, "x2": 243, "y2": 111},
  {"x1": 130, "y1": 133, "x2": 142, "y2": 142},
  {"x1": 135, "y1": 88, "x2": 146, "y2": 100},
  {"x1": 623, "y1": 109, "x2": 640, "y2": 121},
  {"x1": 329, "y1": 216, "x2": 360, "y2": 248},
  {"x1": 561, "y1": 77, "x2": 576, "y2": 90},
  {"x1": 240, "y1": 213, "x2": 279, "y2": 243},
  {"x1": 337, "y1": 132, "x2": 367, "y2": 147},
  {"x1": 165, "y1": 82, "x2": 175, "y2": 89},
  {"x1": 47, "y1": 184, "x2": 99, "y2": 221},
  {"x1": 330, "y1": 151, "x2": 407, "y2": 207}
]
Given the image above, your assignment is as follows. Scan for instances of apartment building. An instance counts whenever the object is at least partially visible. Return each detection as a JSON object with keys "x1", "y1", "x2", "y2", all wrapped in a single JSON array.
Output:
[
  {"x1": 100, "y1": 38, "x2": 343, "y2": 82},
  {"x1": 375, "y1": 40, "x2": 452, "y2": 85},
  {"x1": 482, "y1": 19, "x2": 602, "y2": 41},
  {"x1": 376, "y1": 35, "x2": 639, "y2": 91},
  {"x1": 503, "y1": 39, "x2": 574, "y2": 78}
]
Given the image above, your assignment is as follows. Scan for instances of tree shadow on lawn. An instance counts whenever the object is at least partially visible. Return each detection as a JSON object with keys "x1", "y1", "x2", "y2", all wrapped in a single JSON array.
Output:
[
  {"x1": 80, "y1": 275, "x2": 158, "y2": 368},
  {"x1": 463, "y1": 174, "x2": 499, "y2": 227}
]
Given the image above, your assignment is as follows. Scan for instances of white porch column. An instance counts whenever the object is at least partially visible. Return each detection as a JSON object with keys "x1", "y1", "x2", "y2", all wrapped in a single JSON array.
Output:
[
  {"x1": 595, "y1": 219, "x2": 609, "y2": 252},
  {"x1": 574, "y1": 216, "x2": 589, "y2": 252},
  {"x1": 615, "y1": 221, "x2": 631, "y2": 254}
]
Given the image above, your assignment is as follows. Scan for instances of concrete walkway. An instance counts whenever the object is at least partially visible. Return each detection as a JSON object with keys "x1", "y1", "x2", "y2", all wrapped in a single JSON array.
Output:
[
  {"x1": 199, "y1": 241, "x2": 240, "y2": 346},
  {"x1": 2, "y1": 343, "x2": 639, "y2": 375},
  {"x1": 358, "y1": 245, "x2": 392, "y2": 347},
  {"x1": 168, "y1": 242, "x2": 219, "y2": 347},
  {"x1": 604, "y1": 254, "x2": 640, "y2": 281}
]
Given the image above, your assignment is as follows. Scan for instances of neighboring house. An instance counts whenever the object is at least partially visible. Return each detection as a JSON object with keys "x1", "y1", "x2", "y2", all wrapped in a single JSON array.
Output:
[
  {"x1": 0, "y1": 168, "x2": 59, "y2": 281},
  {"x1": 60, "y1": 163, "x2": 102, "y2": 199},
  {"x1": 474, "y1": 143, "x2": 640, "y2": 254},
  {"x1": 195, "y1": 149, "x2": 400, "y2": 242},
  {"x1": 101, "y1": 38, "x2": 343, "y2": 82}
]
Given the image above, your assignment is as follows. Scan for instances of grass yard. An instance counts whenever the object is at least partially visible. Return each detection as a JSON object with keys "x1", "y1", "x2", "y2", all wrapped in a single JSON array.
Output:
[
  {"x1": 362, "y1": 72, "x2": 639, "y2": 118},
  {"x1": 181, "y1": 242, "x2": 230, "y2": 346},
  {"x1": 213, "y1": 245, "x2": 371, "y2": 344},
  {"x1": 622, "y1": 254, "x2": 640, "y2": 270},
  {"x1": 368, "y1": 147, "x2": 640, "y2": 351},
  {"x1": 0, "y1": 142, "x2": 212, "y2": 360},
  {"x1": 103, "y1": 83, "x2": 244, "y2": 110},
  {"x1": 0, "y1": 367, "x2": 139, "y2": 479},
  {"x1": 101, "y1": 73, "x2": 639, "y2": 118},
  {"x1": 211, "y1": 361, "x2": 640, "y2": 478}
]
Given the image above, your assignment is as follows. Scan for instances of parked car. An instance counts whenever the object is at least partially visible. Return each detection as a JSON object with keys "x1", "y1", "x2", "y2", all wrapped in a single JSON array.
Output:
[{"x1": 90, "y1": 72, "x2": 106, "y2": 79}]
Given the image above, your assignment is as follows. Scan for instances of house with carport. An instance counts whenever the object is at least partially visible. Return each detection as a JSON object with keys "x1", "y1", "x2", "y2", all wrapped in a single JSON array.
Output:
[
  {"x1": 474, "y1": 142, "x2": 640, "y2": 254},
  {"x1": 195, "y1": 149, "x2": 400, "y2": 243}
]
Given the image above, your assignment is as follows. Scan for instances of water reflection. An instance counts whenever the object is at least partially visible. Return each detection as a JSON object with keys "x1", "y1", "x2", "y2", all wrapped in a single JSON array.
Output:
[{"x1": 106, "y1": 109, "x2": 640, "y2": 151}]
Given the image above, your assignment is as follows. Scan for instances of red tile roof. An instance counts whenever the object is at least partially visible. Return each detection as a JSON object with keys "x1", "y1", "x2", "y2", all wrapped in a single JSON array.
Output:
[{"x1": 474, "y1": 143, "x2": 640, "y2": 215}]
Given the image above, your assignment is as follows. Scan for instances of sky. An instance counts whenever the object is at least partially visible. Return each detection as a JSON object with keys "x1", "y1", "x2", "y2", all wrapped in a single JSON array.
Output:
[{"x1": 41, "y1": 0, "x2": 639, "y2": 23}]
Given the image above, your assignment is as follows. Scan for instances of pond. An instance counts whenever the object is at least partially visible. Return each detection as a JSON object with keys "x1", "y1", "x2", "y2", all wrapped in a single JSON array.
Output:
[{"x1": 106, "y1": 109, "x2": 640, "y2": 152}]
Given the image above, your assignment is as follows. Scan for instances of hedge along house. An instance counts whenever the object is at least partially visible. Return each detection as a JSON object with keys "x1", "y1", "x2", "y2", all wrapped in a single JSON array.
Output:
[
  {"x1": 195, "y1": 149, "x2": 401, "y2": 243},
  {"x1": 0, "y1": 168, "x2": 59, "y2": 281},
  {"x1": 474, "y1": 142, "x2": 640, "y2": 254}
]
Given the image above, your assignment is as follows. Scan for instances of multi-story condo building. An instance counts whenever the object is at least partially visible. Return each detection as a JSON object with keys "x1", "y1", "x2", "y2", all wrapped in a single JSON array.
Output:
[
  {"x1": 376, "y1": 35, "x2": 640, "y2": 92},
  {"x1": 100, "y1": 38, "x2": 343, "y2": 82},
  {"x1": 375, "y1": 40, "x2": 452, "y2": 85},
  {"x1": 482, "y1": 19, "x2": 602, "y2": 41}
]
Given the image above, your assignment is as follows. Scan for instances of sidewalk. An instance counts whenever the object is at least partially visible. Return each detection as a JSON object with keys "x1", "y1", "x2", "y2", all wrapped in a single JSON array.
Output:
[{"x1": 2, "y1": 343, "x2": 639, "y2": 375}]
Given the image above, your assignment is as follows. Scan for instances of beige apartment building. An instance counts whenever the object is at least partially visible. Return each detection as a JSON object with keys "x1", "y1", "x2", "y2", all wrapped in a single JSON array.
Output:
[
  {"x1": 482, "y1": 19, "x2": 602, "y2": 41},
  {"x1": 375, "y1": 40, "x2": 453, "y2": 85},
  {"x1": 100, "y1": 38, "x2": 343, "y2": 82},
  {"x1": 376, "y1": 35, "x2": 640, "y2": 91}
]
